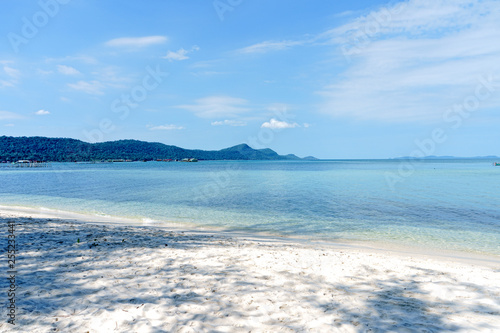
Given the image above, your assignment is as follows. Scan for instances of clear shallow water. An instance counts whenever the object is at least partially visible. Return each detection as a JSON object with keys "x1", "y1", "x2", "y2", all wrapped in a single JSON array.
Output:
[{"x1": 1, "y1": 160, "x2": 499, "y2": 255}]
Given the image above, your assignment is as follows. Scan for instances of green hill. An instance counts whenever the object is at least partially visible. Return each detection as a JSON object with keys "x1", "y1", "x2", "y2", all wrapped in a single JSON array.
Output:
[{"x1": 0, "y1": 136, "x2": 310, "y2": 162}]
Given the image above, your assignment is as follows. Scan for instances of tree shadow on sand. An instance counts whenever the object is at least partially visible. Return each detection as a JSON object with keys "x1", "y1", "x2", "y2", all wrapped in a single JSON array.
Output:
[{"x1": 1, "y1": 216, "x2": 499, "y2": 332}]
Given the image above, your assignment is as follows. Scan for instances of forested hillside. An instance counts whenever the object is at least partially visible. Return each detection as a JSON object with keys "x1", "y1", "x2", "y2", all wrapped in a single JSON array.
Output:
[{"x1": 0, "y1": 136, "x2": 304, "y2": 162}]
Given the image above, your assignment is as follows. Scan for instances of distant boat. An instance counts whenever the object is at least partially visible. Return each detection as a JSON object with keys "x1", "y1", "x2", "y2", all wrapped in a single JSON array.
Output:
[
  {"x1": 494, "y1": 162, "x2": 500, "y2": 166},
  {"x1": 181, "y1": 158, "x2": 198, "y2": 162}
]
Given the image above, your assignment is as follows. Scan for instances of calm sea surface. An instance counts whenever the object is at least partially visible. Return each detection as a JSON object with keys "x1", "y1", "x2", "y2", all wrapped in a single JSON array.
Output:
[{"x1": 1, "y1": 160, "x2": 499, "y2": 255}]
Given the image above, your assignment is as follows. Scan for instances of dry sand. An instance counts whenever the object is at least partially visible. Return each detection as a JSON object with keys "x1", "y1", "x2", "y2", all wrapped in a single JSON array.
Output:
[{"x1": 1, "y1": 206, "x2": 500, "y2": 332}]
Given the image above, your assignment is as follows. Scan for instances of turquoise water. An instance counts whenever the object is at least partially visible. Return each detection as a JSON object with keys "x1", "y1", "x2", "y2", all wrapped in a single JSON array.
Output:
[{"x1": 1, "y1": 160, "x2": 499, "y2": 255}]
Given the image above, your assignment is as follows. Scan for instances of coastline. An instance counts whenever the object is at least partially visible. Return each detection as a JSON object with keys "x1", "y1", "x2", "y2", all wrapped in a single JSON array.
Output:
[
  {"x1": 2, "y1": 204, "x2": 499, "y2": 267},
  {"x1": 1, "y1": 205, "x2": 500, "y2": 332}
]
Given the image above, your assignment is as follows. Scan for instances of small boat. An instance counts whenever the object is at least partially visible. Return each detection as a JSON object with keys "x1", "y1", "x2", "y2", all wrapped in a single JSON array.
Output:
[{"x1": 494, "y1": 162, "x2": 500, "y2": 166}]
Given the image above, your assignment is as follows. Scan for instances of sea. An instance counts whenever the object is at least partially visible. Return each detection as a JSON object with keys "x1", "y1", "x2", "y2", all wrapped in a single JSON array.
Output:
[{"x1": 1, "y1": 159, "x2": 499, "y2": 256}]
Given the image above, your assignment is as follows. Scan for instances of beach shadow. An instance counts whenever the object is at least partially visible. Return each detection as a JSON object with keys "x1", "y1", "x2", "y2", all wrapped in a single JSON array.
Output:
[
  {"x1": 1, "y1": 216, "x2": 499, "y2": 332},
  {"x1": 333, "y1": 277, "x2": 458, "y2": 332},
  {"x1": 1, "y1": 216, "x2": 265, "y2": 332}
]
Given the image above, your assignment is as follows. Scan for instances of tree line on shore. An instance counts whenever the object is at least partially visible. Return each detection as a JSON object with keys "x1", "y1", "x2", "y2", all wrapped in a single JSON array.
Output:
[{"x1": 0, "y1": 136, "x2": 306, "y2": 162}]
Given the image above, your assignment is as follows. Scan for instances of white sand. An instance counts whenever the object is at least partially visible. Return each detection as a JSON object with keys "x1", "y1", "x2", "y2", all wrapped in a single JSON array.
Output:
[{"x1": 1, "y1": 206, "x2": 500, "y2": 332}]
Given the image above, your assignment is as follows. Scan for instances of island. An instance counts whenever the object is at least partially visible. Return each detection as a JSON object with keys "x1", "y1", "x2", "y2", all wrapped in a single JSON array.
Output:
[{"x1": 0, "y1": 136, "x2": 316, "y2": 163}]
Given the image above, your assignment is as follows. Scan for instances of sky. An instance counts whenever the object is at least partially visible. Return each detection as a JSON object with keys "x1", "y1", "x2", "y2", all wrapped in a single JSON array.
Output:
[{"x1": 1, "y1": 0, "x2": 499, "y2": 159}]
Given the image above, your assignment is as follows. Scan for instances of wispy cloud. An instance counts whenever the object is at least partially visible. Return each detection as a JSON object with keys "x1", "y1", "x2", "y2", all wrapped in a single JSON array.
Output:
[
  {"x1": 1, "y1": 66, "x2": 20, "y2": 88},
  {"x1": 35, "y1": 109, "x2": 50, "y2": 116},
  {"x1": 261, "y1": 118, "x2": 299, "y2": 129},
  {"x1": 330, "y1": 0, "x2": 482, "y2": 41},
  {"x1": 319, "y1": 0, "x2": 500, "y2": 123},
  {"x1": 57, "y1": 65, "x2": 80, "y2": 75},
  {"x1": 211, "y1": 119, "x2": 247, "y2": 127},
  {"x1": 163, "y1": 46, "x2": 199, "y2": 61},
  {"x1": 190, "y1": 60, "x2": 220, "y2": 69},
  {"x1": 0, "y1": 80, "x2": 14, "y2": 88},
  {"x1": 148, "y1": 124, "x2": 185, "y2": 131},
  {"x1": 3, "y1": 66, "x2": 20, "y2": 80},
  {"x1": 37, "y1": 69, "x2": 53, "y2": 75},
  {"x1": 91, "y1": 66, "x2": 132, "y2": 89},
  {"x1": 177, "y1": 96, "x2": 250, "y2": 118},
  {"x1": 0, "y1": 111, "x2": 24, "y2": 120},
  {"x1": 46, "y1": 55, "x2": 98, "y2": 64},
  {"x1": 237, "y1": 40, "x2": 305, "y2": 54},
  {"x1": 105, "y1": 36, "x2": 167, "y2": 48},
  {"x1": 66, "y1": 67, "x2": 130, "y2": 94},
  {"x1": 67, "y1": 80, "x2": 105, "y2": 95},
  {"x1": 191, "y1": 71, "x2": 224, "y2": 77}
]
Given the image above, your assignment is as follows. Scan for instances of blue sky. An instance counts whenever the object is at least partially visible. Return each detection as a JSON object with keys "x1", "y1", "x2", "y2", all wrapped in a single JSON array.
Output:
[{"x1": 1, "y1": 0, "x2": 499, "y2": 159}]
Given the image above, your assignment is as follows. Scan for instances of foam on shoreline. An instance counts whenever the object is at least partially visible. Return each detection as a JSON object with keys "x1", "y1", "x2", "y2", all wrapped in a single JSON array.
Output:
[
  {"x1": 1, "y1": 205, "x2": 500, "y2": 332},
  {"x1": 2, "y1": 204, "x2": 499, "y2": 267}
]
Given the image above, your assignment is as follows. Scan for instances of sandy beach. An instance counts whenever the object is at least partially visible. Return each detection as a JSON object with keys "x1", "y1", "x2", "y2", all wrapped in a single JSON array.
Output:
[{"x1": 1, "y1": 206, "x2": 500, "y2": 332}]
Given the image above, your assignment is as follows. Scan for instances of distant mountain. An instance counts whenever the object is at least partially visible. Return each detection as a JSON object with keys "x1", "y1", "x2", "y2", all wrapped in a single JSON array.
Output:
[
  {"x1": 220, "y1": 144, "x2": 301, "y2": 160},
  {"x1": 394, "y1": 155, "x2": 499, "y2": 160},
  {"x1": 0, "y1": 136, "x2": 314, "y2": 162}
]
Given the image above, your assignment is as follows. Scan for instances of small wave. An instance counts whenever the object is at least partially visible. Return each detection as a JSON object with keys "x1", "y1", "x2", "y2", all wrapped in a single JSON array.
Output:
[{"x1": 141, "y1": 218, "x2": 158, "y2": 224}]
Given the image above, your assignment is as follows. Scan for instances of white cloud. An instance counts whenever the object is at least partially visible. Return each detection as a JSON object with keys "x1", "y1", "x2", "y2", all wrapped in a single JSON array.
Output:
[
  {"x1": 68, "y1": 80, "x2": 105, "y2": 95},
  {"x1": 4, "y1": 123, "x2": 14, "y2": 127},
  {"x1": 191, "y1": 71, "x2": 224, "y2": 77},
  {"x1": 105, "y1": 36, "x2": 167, "y2": 48},
  {"x1": 163, "y1": 46, "x2": 199, "y2": 61},
  {"x1": 190, "y1": 60, "x2": 220, "y2": 69},
  {"x1": 164, "y1": 49, "x2": 189, "y2": 61},
  {"x1": 37, "y1": 69, "x2": 53, "y2": 75},
  {"x1": 211, "y1": 120, "x2": 247, "y2": 126},
  {"x1": 91, "y1": 66, "x2": 132, "y2": 89},
  {"x1": 148, "y1": 124, "x2": 185, "y2": 131},
  {"x1": 319, "y1": 0, "x2": 500, "y2": 123},
  {"x1": 266, "y1": 103, "x2": 290, "y2": 113},
  {"x1": 1, "y1": 66, "x2": 20, "y2": 88},
  {"x1": 0, "y1": 111, "x2": 24, "y2": 120},
  {"x1": 0, "y1": 80, "x2": 14, "y2": 88},
  {"x1": 321, "y1": 1, "x2": 476, "y2": 45},
  {"x1": 261, "y1": 118, "x2": 299, "y2": 129},
  {"x1": 65, "y1": 67, "x2": 130, "y2": 95},
  {"x1": 177, "y1": 96, "x2": 250, "y2": 118},
  {"x1": 4, "y1": 66, "x2": 20, "y2": 79},
  {"x1": 237, "y1": 40, "x2": 305, "y2": 54},
  {"x1": 57, "y1": 65, "x2": 80, "y2": 75},
  {"x1": 46, "y1": 55, "x2": 98, "y2": 64},
  {"x1": 35, "y1": 109, "x2": 50, "y2": 116}
]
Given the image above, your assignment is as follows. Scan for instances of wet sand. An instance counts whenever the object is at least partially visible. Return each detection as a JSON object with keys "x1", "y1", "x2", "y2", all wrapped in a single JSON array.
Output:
[{"x1": 1, "y1": 207, "x2": 499, "y2": 332}]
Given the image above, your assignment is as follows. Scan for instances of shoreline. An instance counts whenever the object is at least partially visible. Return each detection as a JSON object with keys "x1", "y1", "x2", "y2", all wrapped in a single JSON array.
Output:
[
  {"x1": 1, "y1": 205, "x2": 500, "y2": 331},
  {"x1": 2, "y1": 204, "x2": 499, "y2": 267}
]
